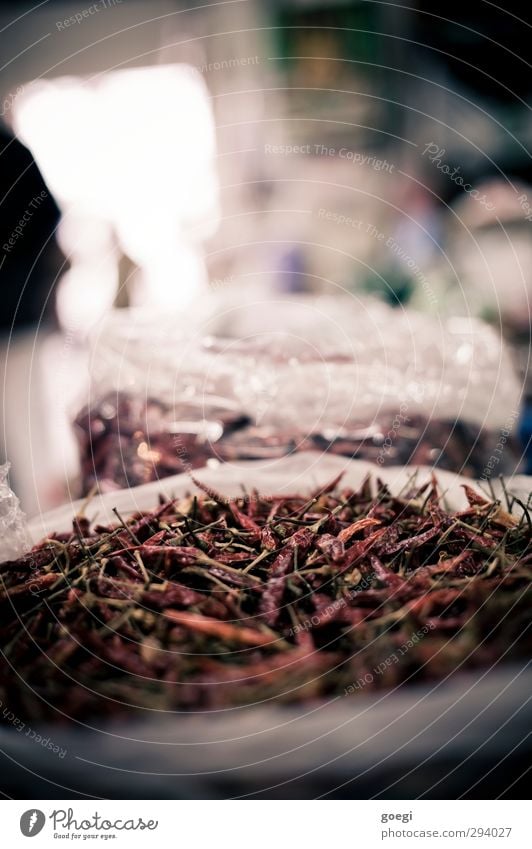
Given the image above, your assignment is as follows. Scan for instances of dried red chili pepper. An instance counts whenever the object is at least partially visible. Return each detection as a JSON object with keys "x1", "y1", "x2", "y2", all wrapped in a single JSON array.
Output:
[{"x1": 0, "y1": 475, "x2": 530, "y2": 722}]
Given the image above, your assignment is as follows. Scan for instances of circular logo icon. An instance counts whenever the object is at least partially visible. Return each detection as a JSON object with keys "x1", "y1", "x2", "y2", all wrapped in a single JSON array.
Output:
[{"x1": 20, "y1": 810, "x2": 46, "y2": 837}]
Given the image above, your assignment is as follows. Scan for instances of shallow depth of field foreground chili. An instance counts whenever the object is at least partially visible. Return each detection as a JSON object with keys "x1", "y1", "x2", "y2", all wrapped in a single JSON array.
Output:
[{"x1": 1, "y1": 475, "x2": 532, "y2": 722}]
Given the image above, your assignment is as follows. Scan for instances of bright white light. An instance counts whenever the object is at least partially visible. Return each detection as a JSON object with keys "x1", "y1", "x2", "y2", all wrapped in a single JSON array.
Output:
[
  {"x1": 55, "y1": 264, "x2": 118, "y2": 332},
  {"x1": 11, "y1": 65, "x2": 219, "y2": 324}
]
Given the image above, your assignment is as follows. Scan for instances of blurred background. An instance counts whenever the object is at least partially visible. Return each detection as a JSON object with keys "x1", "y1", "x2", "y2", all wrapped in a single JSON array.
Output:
[{"x1": 1, "y1": 0, "x2": 531, "y2": 513}]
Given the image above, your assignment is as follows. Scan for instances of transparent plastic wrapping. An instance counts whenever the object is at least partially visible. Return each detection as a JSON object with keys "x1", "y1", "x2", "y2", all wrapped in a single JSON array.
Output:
[
  {"x1": 74, "y1": 298, "x2": 522, "y2": 493},
  {"x1": 207, "y1": 300, "x2": 521, "y2": 431},
  {"x1": 0, "y1": 463, "x2": 30, "y2": 562}
]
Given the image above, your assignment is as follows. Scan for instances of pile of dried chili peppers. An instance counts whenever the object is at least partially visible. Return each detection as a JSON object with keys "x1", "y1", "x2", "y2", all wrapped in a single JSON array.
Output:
[{"x1": 1, "y1": 475, "x2": 531, "y2": 722}]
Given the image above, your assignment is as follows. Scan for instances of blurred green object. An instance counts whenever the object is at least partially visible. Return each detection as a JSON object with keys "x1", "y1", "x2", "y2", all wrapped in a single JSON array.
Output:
[
  {"x1": 270, "y1": 1, "x2": 386, "y2": 148},
  {"x1": 274, "y1": 1, "x2": 382, "y2": 67},
  {"x1": 358, "y1": 265, "x2": 415, "y2": 307}
]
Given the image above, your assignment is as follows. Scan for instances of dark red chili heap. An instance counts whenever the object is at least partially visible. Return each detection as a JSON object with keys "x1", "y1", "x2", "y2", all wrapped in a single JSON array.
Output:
[{"x1": 1, "y1": 475, "x2": 531, "y2": 722}]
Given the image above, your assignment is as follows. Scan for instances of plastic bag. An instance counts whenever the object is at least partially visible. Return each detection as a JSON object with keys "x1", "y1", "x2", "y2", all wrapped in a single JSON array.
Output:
[
  {"x1": 73, "y1": 296, "x2": 523, "y2": 493},
  {"x1": 0, "y1": 463, "x2": 31, "y2": 562},
  {"x1": 72, "y1": 306, "x2": 247, "y2": 490},
  {"x1": 204, "y1": 297, "x2": 520, "y2": 431}
]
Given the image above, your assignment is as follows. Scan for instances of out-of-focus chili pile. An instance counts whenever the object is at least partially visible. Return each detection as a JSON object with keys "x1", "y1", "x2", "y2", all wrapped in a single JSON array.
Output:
[
  {"x1": 74, "y1": 392, "x2": 518, "y2": 493},
  {"x1": 1, "y1": 475, "x2": 531, "y2": 722}
]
